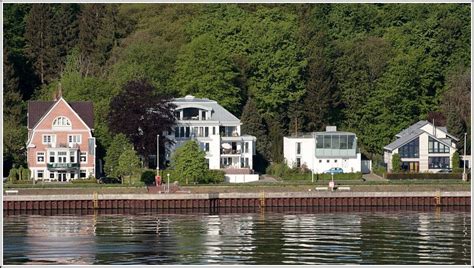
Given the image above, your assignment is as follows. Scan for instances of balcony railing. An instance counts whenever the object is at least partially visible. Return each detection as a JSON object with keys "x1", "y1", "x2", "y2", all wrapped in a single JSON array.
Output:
[
  {"x1": 221, "y1": 149, "x2": 242, "y2": 155},
  {"x1": 47, "y1": 163, "x2": 80, "y2": 170},
  {"x1": 46, "y1": 143, "x2": 79, "y2": 149}
]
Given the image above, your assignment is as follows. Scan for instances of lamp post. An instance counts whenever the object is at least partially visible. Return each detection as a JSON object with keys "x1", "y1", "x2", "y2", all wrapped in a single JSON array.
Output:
[
  {"x1": 167, "y1": 173, "x2": 170, "y2": 193},
  {"x1": 463, "y1": 132, "x2": 467, "y2": 181},
  {"x1": 156, "y1": 134, "x2": 160, "y2": 176},
  {"x1": 311, "y1": 156, "x2": 314, "y2": 183}
]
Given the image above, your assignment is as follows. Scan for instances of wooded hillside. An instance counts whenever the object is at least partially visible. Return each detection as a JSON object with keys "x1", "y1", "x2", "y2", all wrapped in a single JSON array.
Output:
[{"x1": 3, "y1": 4, "x2": 471, "y2": 174}]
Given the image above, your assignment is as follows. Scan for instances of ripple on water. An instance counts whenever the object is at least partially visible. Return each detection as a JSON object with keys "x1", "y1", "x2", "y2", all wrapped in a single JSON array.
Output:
[{"x1": 3, "y1": 210, "x2": 471, "y2": 265}]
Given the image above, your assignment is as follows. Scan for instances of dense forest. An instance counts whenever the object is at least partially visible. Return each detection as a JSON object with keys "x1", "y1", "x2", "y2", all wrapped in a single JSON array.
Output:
[{"x1": 3, "y1": 3, "x2": 471, "y2": 175}]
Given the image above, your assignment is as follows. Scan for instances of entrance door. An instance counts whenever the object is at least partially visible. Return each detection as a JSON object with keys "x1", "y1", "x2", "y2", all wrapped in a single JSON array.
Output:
[
  {"x1": 409, "y1": 162, "x2": 419, "y2": 172},
  {"x1": 58, "y1": 172, "x2": 67, "y2": 182}
]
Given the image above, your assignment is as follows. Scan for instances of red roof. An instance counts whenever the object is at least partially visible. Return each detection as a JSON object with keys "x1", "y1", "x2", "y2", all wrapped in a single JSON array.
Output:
[{"x1": 28, "y1": 100, "x2": 94, "y2": 129}]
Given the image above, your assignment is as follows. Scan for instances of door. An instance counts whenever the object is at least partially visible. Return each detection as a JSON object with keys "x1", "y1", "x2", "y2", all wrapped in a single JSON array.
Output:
[
  {"x1": 58, "y1": 172, "x2": 67, "y2": 182},
  {"x1": 409, "y1": 162, "x2": 419, "y2": 172}
]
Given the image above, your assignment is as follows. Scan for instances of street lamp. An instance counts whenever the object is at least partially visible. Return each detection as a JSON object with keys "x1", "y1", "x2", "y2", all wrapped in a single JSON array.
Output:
[
  {"x1": 463, "y1": 132, "x2": 467, "y2": 181},
  {"x1": 156, "y1": 134, "x2": 160, "y2": 176},
  {"x1": 167, "y1": 173, "x2": 170, "y2": 193}
]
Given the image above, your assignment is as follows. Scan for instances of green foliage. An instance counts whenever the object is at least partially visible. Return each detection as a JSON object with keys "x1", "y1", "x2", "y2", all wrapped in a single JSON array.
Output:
[
  {"x1": 373, "y1": 166, "x2": 387, "y2": 178},
  {"x1": 116, "y1": 148, "x2": 141, "y2": 185},
  {"x1": 104, "y1": 134, "x2": 133, "y2": 177},
  {"x1": 71, "y1": 178, "x2": 97, "y2": 184},
  {"x1": 171, "y1": 140, "x2": 208, "y2": 184},
  {"x1": 452, "y1": 152, "x2": 460, "y2": 171},
  {"x1": 266, "y1": 163, "x2": 362, "y2": 180},
  {"x1": 8, "y1": 168, "x2": 18, "y2": 182},
  {"x1": 141, "y1": 170, "x2": 156, "y2": 185},
  {"x1": 386, "y1": 173, "x2": 462, "y2": 180},
  {"x1": 202, "y1": 170, "x2": 225, "y2": 184},
  {"x1": 391, "y1": 153, "x2": 401, "y2": 172}
]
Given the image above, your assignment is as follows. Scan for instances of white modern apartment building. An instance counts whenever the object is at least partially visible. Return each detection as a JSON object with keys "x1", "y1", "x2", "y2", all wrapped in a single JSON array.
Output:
[
  {"x1": 283, "y1": 126, "x2": 362, "y2": 174},
  {"x1": 165, "y1": 95, "x2": 258, "y2": 183},
  {"x1": 384, "y1": 120, "x2": 458, "y2": 172}
]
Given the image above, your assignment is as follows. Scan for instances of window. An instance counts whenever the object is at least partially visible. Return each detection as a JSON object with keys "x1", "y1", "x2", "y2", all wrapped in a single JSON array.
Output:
[
  {"x1": 70, "y1": 151, "x2": 76, "y2": 163},
  {"x1": 428, "y1": 157, "x2": 450, "y2": 169},
  {"x1": 37, "y1": 170, "x2": 44, "y2": 178},
  {"x1": 201, "y1": 142, "x2": 210, "y2": 152},
  {"x1": 205, "y1": 127, "x2": 209, "y2": 137},
  {"x1": 80, "y1": 170, "x2": 87, "y2": 178},
  {"x1": 340, "y1": 135, "x2": 348, "y2": 149},
  {"x1": 49, "y1": 152, "x2": 55, "y2": 163},
  {"x1": 175, "y1": 127, "x2": 179, "y2": 138},
  {"x1": 334, "y1": 160, "x2": 337, "y2": 163},
  {"x1": 296, "y1": 142, "x2": 301, "y2": 155},
  {"x1": 68, "y1": 134, "x2": 81, "y2": 144},
  {"x1": 296, "y1": 157, "x2": 301, "y2": 168},
  {"x1": 201, "y1": 111, "x2": 207, "y2": 120},
  {"x1": 52, "y1": 116, "x2": 71, "y2": 127},
  {"x1": 348, "y1": 135, "x2": 355, "y2": 149},
  {"x1": 332, "y1": 135, "x2": 340, "y2": 149},
  {"x1": 58, "y1": 152, "x2": 67, "y2": 163},
  {"x1": 70, "y1": 172, "x2": 76, "y2": 179},
  {"x1": 319, "y1": 160, "x2": 322, "y2": 163},
  {"x1": 327, "y1": 160, "x2": 330, "y2": 163},
  {"x1": 316, "y1": 135, "x2": 324, "y2": 148},
  {"x1": 50, "y1": 172, "x2": 55, "y2": 179},
  {"x1": 399, "y1": 137, "x2": 419, "y2": 158},
  {"x1": 213, "y1": 127, "x2": 216, "y2": 135},
  {"x1": 323, "y1": 136, "x2": 331, "y2": 148},
  {"x1": 42, "y1": 135, "x2": 55, "y2": 144},
  {"x1": 37, "y1": 152, "x2": 45, "y2": 163},
  {"x1": 244, "y1": 142, "x2": 249, "y2": 153},
  {"x1": 80, "y1": 152, "x2": 87, "y2": 162},
  {"x1": 428, "y1": 137, "x2": 450, "y2": 153},
  {"x1": 185, "y1": 127, "x2": 190, "y2": 137},
  {"x1": 245, "y1": 158, "x2": 249, "y2": 168}
]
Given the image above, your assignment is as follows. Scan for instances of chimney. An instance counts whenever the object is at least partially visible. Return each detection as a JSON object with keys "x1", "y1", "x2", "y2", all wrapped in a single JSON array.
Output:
[{"x1": 326, "y1": 126, "x2": 337, "y2": 132}]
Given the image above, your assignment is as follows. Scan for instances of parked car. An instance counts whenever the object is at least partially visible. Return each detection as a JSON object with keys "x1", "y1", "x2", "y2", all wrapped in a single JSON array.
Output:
[
  {"x1": 437, "y1": 169, "x2": 452, "y2": 173},
  {"x1": 98, "y1": 177, "x2": 121, "y2": 184},
  {"x1": 324, "y1": 167, "x2": 344, "y2": 174}
]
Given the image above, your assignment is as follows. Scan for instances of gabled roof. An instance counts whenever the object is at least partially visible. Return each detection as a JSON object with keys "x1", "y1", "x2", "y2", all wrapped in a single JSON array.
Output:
[
  {"x1": 173, "y1": 95, "x2": 239, "y2": 123},
  {"x1": 384, "y1": 129, "x2": 424, "y2": 151},
  {"x1": 28, "y1": 100, "x2": 94, "y2": 129},
  {"x1": 395, "y1": 120, "x2": 429, "y2": 138}
]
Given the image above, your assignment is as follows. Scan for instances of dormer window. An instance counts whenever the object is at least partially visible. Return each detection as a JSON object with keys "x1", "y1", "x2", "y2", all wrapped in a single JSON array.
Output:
[{"x1": 52, "y1": 116, "x2": 71, "y2": 128}]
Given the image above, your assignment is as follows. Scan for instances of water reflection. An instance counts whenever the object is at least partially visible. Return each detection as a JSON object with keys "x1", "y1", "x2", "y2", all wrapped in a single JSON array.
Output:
[{"x1": 3, "y1": 207, "x2": 470, "y2": 265}]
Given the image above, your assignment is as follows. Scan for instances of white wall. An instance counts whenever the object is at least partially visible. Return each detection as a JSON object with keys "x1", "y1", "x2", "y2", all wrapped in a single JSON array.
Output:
[
  {"x1": 225, "y1": 174, "x2": 259, "y2": 183},
  {"x1": 284, "y1": 136, "x2": 361, "y2": 174}
]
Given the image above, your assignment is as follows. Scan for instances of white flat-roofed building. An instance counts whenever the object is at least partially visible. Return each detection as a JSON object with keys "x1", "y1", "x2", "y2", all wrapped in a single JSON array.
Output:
[
  {"x1": 283, "y1": 126, "x2": 362, "y2": 174},
  {"x1": 165, "y1": 95, "x2": 258, "y2": 183}
]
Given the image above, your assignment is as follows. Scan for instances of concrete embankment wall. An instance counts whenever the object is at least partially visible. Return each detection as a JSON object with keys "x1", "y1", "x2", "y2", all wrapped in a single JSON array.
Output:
[{"x1": 3, "y1": 191, "x2": 470, "y2": 212}]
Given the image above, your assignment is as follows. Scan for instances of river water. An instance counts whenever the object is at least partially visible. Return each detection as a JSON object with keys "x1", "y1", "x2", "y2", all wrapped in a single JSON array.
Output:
[{"x1": 3, "y1": 207, "x2": 471, "y2": 265}]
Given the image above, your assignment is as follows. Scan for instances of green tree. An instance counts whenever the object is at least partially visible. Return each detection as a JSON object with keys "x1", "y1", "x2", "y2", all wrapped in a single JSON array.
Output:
[
  {"x1": 24, "y1": 4, "x2": 58, "y2": 84},
  {"x1": 240, "y1": 98, "x2": 269, "y2": 171},
  {"x1": 172, "y1": 34, "x2": 242, "y2": 114},
  {"x1": 117, "y1": 148, "x2": 141, "y2": 185},
  {"x1": 452, "y1": 151, "x2": 460, "y2": 171},
  {"x1": 391, "y1": 153, "x2": 401, "y2": 173},
  {"x1": 171, "y1": 140, "x2": 208, "y2": 184},
  {"x1": 104, "y1": 134, "x2": 133, "y2": 177}
]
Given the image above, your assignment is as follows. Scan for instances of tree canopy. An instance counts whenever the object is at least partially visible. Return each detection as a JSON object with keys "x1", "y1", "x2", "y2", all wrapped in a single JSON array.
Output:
[{"x1": 3, "y1": 3, "x2": 471, "y2": 175}]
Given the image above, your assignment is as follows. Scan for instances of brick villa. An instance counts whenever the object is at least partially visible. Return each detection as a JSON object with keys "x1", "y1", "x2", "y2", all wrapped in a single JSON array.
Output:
[{"x1": 27, "y1": 96, "x2": 96, "y2": 182}]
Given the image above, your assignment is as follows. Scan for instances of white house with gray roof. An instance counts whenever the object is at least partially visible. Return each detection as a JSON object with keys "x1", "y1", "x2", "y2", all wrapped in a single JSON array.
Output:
[
  {"x1": 283, "y1": 126, "x2": 362, "y2": 174},
  {"x1": 384, "y1": 120, "x2": 458, "y2": 172},
  {"x1": 165, "y1": 95, "x2": 258, "y2": 183}
]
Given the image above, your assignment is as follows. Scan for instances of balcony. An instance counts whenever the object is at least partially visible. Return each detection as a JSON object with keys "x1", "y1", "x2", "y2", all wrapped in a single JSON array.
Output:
[
  {"x1": 47, "y1": 162, "x2": 80, "y2": 170},
  {"x1": 221, "y1": 148, "x2": 242, "y2": 155},
  {"x1": 46, "y1": 143, "x2": 80, "y2": 149}
]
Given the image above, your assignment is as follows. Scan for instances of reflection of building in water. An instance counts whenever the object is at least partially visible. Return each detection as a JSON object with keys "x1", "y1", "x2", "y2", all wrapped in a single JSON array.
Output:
[
  {"x1": 202, "y1": 215, "x2": 256, "y2": 263},
  {"x1": 24, "y1": 215, "x2": 96, "y2": 264},
  {"x1": 281, "y1": 214, "x2": 362, "y2": 264},
  {"x1": 416, "y1": 213, "x2": 456, "y2": 263}
]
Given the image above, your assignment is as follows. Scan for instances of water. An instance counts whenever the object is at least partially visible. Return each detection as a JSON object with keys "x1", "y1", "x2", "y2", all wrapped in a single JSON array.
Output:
[{"x1": 3, "y1": 208, "x2": 471, "y2": 265}]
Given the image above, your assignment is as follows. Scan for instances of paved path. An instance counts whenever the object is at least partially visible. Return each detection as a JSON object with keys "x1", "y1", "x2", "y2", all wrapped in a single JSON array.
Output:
[{"x1": 363, "y1": 173, "x2": 387, "y2": 182}]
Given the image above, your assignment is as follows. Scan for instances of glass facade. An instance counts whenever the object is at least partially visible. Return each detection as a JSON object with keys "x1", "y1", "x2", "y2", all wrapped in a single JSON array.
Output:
[
  {"x1": 428, "y1": 157, "x2": 450, "y2": 169},
  {"x1": 399, "y1": 137, "x2": 419, "y2": 158},
  {"x1": 428, "y1": 137, "x2": 450, "y2": 153},
  {"x1": 315, "y1": 133, "x2": 357, "y2": 157}
]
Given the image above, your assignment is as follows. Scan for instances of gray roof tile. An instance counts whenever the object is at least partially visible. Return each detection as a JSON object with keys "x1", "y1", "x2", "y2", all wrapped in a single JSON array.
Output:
[{"x1": 173, "y1": 95, "x2": 239, "y2": 123}]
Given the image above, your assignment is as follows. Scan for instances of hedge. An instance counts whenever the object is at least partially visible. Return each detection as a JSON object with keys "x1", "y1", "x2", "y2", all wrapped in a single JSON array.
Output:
[
  {"x1": 386, "y1": 173, "x2": 463, "y2": 180},
  {"x1": 71, "y1": 178, "x2": 98, "y2": 184}
]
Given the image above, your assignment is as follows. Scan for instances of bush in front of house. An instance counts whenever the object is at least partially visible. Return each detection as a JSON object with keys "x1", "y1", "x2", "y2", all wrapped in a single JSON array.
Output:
[
  {"x1": 386, "y1": 173, "x2": 463, "y2": 180},
  {"x1": 71, "y1": 178, "x2": 97, "y2": 184},
  {"x1": 316, "y1": 172, "x2": 363, "y2": 180},
  {"x1": 266, "y1": 162, "x2": 362, "y2": 180},
  {"x1": 141, "y1": 170, "x2": 156, "y2": 185},
  {"x1": 202, "y1": 170, "x2": 225, "y2": 184},
  {"x1": 391, "y1": 153, "x2": 401, "y2": 172}
]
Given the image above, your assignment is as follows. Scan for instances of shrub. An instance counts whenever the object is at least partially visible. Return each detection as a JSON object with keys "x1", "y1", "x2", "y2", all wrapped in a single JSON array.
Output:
[
  {"x1": 8, "y1": 168, "x2": 18, "y2": 182},
  {"x1": 141, "y1": 170, "x2": 156, "y2": 185},
  {"x1": 386, "y1": 173, "x2": 462, "y2": 180},
  {"x1": 71, "y1": 178, "x2": 97, "y2": 184},
  {"x1": 202, "y1": 170, "x2": 225, "y2": 184},
  {"x1": 316, "y1": 172, "x2": 363, "y2": 180},
  {"x1": 392, "y1": 153, "x2": 401, "y2": 172},
  {"x1": 12, "y1": 179, "x2": 33, "y2": 185},
  {"x1": 373, "y1": 166, "x2": 386, "y2": 178}
]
